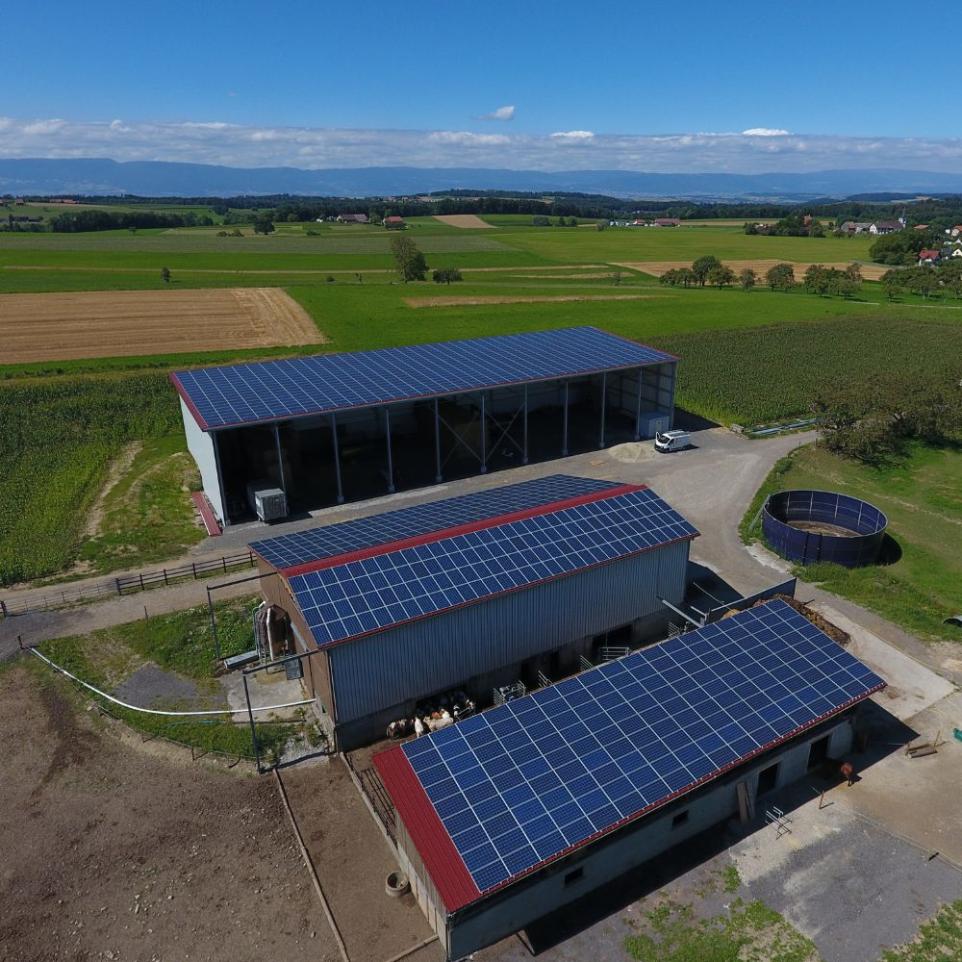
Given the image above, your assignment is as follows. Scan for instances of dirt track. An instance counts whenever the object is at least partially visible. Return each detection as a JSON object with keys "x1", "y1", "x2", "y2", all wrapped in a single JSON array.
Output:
[
  {"x1": 0, "y1": 664, "x2": 334, "y2": 962},
  {"x1": 0, "y1": 287, "x2": 323, "y2": 363},
  {"x1": 432, "y1": 214, "x2": 495, "y2": 229},
  {"x1": 616, "y1": 259, "x2": 889, "y2": 281},
  {"x1": 405, "y1": 293, "x2": 660, "y2": 308}
]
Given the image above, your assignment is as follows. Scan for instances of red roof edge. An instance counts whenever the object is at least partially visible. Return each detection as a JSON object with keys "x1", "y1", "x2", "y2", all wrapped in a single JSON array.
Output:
[
  {"x1": 169, "y1": 371, "x2": 210, "y2": 432},
  {"x1": 387, "y1": 678, "x2": 884, "y2": 913},
  {"x1": 373, "y1": 745, "x2": 480, "y2": 912},
  {"x1": 191, "y1": 492, "x2": 222, "y2": 536},
  {"x1": 281, "y1": 483, "x2": 645, "y2": 578}
]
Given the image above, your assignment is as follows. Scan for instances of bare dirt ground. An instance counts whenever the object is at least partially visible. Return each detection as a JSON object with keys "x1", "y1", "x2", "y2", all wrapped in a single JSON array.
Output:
[
  {"x1": 0, "y1": 663, "x2": 335, "y2": 962},
  {"x1": 0, "y1": 287, "x2": 323, "y2": 363},
  {"x1": 615, "y1": 259, "x2": 889, "y2": 281},
  {"x1": 281, "y1": 761, "x2": 439, "y2": 962},
  {"x1": 405, "y1": 293, "x2": 660, "y2": 308},
  {"x1": 432, "y1": 214, "x2": 495, "y2": 229}
]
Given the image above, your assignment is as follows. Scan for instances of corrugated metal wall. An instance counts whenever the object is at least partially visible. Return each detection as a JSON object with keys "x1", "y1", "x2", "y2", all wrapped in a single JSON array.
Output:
[{"x1": 329, "y1": 540, "x2": 690, "y2": 723}]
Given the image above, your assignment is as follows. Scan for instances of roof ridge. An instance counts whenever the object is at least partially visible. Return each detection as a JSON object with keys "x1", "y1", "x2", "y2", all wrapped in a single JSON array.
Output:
[{"x1": 280, "y1": 483, "x2": 646, "y2": 579}]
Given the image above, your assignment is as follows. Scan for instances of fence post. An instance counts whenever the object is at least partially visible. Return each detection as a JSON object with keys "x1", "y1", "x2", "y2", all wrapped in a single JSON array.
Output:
[
  {"x1": 222, "y1": 557, "x2": 227, "y2": 574},
  {"x1": 115, "y1": 578, "x2": 122, "y2": 596},
  {"x1": 192, "y1": 562, "x2": 197, "y2": 579},
  {"x1": 163, "y1": 569, "x2": 169, "y2": 586},
  {"x1": 1, "y1": 599, "x2": 6, "y2": 618},
  {"x1": 139, "y1": 573, "x2": 145, "y2": 591}
]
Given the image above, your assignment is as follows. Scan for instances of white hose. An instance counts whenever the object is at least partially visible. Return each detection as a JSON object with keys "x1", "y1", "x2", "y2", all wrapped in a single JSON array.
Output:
[{"x1": 29, "y1": 647, "x2": 314, "y2": 718}]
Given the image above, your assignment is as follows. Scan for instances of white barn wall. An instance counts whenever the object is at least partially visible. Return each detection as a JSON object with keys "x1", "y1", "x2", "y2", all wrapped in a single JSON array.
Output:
[{"x1": 180, "y1": 398, "x2": 225, "y2": 523}]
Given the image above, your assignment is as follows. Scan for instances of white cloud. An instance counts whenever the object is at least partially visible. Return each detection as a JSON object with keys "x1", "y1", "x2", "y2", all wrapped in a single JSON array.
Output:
[
  {"x1": 0, "y1": 116, "x2": 959, "y2": 178},
  {"x1": 741, "y1": 127, "x2": 790, "y2": 137},
  {"x1": 482, "y1": 105, "x2": 515, "y2": 121},
  {"x1": 428, "y1": 130, "x2": 510, "y2": 146},
  {"x1": 550, "y1": 130, "x2": 595, "y2": 142}
]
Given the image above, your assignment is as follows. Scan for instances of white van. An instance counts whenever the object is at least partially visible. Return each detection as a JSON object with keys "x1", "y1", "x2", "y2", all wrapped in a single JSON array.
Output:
[{"x1": 654, "y1": 430, "x2": 691, "y2": 453}]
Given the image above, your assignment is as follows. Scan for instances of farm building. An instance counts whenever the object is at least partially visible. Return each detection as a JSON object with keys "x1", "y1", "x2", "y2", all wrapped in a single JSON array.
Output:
[
  {"x1": 374, "y1": 600, "x2": 885, "y2": 959},
  {"x1": 171, "y1": 327, "x2": 679, "y2": 526},
  {"x1": 249, "y1": 474, "x2": 698, "y2": 750}
]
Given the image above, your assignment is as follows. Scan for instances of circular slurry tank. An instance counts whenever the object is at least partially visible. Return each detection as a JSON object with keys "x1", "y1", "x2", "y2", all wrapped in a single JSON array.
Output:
[{"x1": 762, "y1": 490, "x2": 888, "y2": 568}]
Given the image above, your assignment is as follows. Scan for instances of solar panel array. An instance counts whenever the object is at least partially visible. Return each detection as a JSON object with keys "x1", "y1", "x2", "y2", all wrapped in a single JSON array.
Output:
[
  {"x1": 251, "y1": 475, "x2": 621, "y2": 572},
  {"x1": 400, "y1": 600, "x2": 883, "y2": 895},
  {"x1": 289, "y1": 486, "x2": 697, "y2": 647},
  {"x1": 173, "y1": 326, "x2": 676, "y2": 430}
]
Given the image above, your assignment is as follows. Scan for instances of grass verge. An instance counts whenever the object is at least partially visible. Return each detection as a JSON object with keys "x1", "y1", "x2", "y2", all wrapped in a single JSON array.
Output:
[
  {"x1": 626, "y1": 896, "x2": 819, "y2": 962},
  {"x1": 35, "y1": 596, "x2": 295, "y2": 759},
  {"x1": 880, "y1": 900, "x2": 962, "y2": 962}
]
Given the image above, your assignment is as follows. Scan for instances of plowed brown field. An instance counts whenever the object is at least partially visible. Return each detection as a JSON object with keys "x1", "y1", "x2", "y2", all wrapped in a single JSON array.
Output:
[
  {"x1": 433, "y1": 214, "x2": 495, "y2": 228},
  {"x1": 0, "y1": 287, "x2": 323, "y2": 363}
]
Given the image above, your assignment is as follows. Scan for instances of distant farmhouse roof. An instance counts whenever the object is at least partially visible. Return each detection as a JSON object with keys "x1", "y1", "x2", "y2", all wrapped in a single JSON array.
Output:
[
  {"x1": 337, "y1": 213, "x2": 369, "y2": 223},
  {"x1": 874, "y1": 221, "x2": 902, "y2": 232},
  {"x1": 918, "y1": 249, "x2": 941, "y2": 261},
  {"x1": 652, "y1": 218, "x2": 681, "y2": 227}
]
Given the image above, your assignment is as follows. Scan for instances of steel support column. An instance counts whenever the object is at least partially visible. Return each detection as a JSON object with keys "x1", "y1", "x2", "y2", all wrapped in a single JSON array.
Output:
[
  {"x1": 479, "y1": 392, "x2": 487, "y2": 473},
  {"x1": 434, "y1": 398, "x2": 442, "y2": 483},
  {"x1": 273, "y1": 424, "x2": 287, "y2": 495},
  {"x1": 330, "y1": 414, "x2": 344, "y2": 504},
  {"x1": 384, "y1": 408, "x2": 395, "y2": 492},
  {"x1": 522, "y1": 384, "x2": 529, "y2": 464},
  {"x1": 598, "y1": 373, "x2": 607, "y2": 449},
  {"x1": 211, "y1": 430, "x2": 230, "y2": 527},
  {"x1": 562, "y1": 380, "x2": 569, "y2": 456},
  {"x1": 635, "y1": 367, "x2": 645, "y2": 440}
]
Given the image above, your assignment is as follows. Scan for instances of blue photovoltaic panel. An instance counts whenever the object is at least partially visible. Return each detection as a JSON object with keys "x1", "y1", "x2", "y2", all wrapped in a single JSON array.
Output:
[
  {"x1": 251, "y1": 475, "x2": 621, "y2": 571},
  {"x1": 402, "y1": 600, "x2": 884, "y2": 895},
  {"x1": 173, "y1": 326, "x2": 676, "y2": 430},
  {"x1": 289, "y1": 487, "x2": 697, "y2": 647}
]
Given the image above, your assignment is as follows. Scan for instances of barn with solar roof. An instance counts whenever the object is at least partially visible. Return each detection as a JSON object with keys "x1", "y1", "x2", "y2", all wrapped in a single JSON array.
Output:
[
  {"x1": 171, "y1": 327, "x2": 678, "y2": 527},
  {"x1": 373, "y1": 600, "x2": 885, "y2": 959},
  {"x1": 249, "y1": 474, "x2": 698, "y2": 750}
]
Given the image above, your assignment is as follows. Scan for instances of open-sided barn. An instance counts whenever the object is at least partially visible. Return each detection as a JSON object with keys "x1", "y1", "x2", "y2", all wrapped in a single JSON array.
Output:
[
  {"x1": 250, "y1": 474, "x2": 698, "y2": 750},
  {"x1": 373, "y1": 600, "x2": 885, "y2": 959},
  {"x1": 172, "y1": 327, "x2": 678, "y2": 526}
]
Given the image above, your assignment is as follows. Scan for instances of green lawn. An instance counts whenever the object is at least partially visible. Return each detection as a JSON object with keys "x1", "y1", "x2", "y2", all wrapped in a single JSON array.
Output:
[
  {"x1": 76, "y1": 434, "x2": 206, "y2": 577},
  {"x1": 742, "y1": 443, "x2": 962, "y2": 642},
  {"x1": 36, "y1": 596, "x2": 301, "y2": 760}
]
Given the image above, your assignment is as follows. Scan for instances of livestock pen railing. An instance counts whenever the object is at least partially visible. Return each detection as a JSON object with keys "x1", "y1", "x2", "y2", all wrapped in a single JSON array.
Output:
[
  {"x1": 0, "y1": 550, "x2": 258, "y2": 617},
  {"x1": 344, "y1": 752, "x2": 397, "y2": 842}
]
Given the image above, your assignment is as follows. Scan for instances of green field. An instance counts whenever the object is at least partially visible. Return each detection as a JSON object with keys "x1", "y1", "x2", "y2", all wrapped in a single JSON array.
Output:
[
  {"x1": 1, "y1": 218, "x2": 960, "y2": 588},
  {"x1": 743, "y1": 443, "x2": 962, "y2": 642}
]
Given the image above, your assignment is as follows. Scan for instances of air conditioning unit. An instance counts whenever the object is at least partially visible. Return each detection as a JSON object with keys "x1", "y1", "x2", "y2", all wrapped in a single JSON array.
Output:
[{"x1": 246, "y1": 481, "x2": 288, "y2": 522}]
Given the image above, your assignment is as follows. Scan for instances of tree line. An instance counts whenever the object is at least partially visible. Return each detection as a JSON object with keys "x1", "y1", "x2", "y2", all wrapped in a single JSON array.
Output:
[
  {"x1": 659, "y1": 257, "x2": 862, "y2": 297},
  {"x1": 48, "y1": 209, "x2": 214, "y2": 232}
]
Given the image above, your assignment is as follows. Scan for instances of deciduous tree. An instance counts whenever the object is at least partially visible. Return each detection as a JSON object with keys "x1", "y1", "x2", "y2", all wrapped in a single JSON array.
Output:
[{"x1": 391, "y1": 235, "x2": 428, "y2": 282}]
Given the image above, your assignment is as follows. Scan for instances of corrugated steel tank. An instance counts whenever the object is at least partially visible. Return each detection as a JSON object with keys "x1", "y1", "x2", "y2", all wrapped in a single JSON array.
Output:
[{"x1": 762, "y1": 490, "x2": 887, "y2": 568}]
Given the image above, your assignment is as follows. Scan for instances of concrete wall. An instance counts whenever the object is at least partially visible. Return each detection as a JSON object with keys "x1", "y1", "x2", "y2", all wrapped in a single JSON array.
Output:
[
  {"x1": 180, "y1": 398, "x2": 225, "y2": 522},
  {"x1": 327, "y1": 540, "x2": 691, "y2": 744},
  {"x1": 433, "y1": 714, "x2": 855, "y2": 959}
]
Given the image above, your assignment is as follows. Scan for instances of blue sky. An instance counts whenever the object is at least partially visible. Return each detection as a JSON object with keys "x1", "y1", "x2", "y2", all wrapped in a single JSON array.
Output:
[{"x1": 0, "y1": 0, "x2": 957, "y2": 171}]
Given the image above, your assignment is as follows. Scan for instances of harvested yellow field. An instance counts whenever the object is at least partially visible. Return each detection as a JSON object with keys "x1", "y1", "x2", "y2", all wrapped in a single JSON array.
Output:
[
  {"x1": 0, "y1": 287, "x2": 323, "y2": 363},
  {"x1": 616, "y1": 259, "x2": 889, "y2": 281},
  {"x1": 433, "y1": 214, "x2": 496, "y2": 229},
  {"x1": 405, "y1": 294, "x2": 661, "y2": 308}
]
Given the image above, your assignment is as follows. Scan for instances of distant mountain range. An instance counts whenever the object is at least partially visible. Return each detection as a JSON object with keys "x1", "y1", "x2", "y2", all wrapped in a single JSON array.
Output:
[{"x1": 2, "y1": 158, "x2": 961, "y2": 200}]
